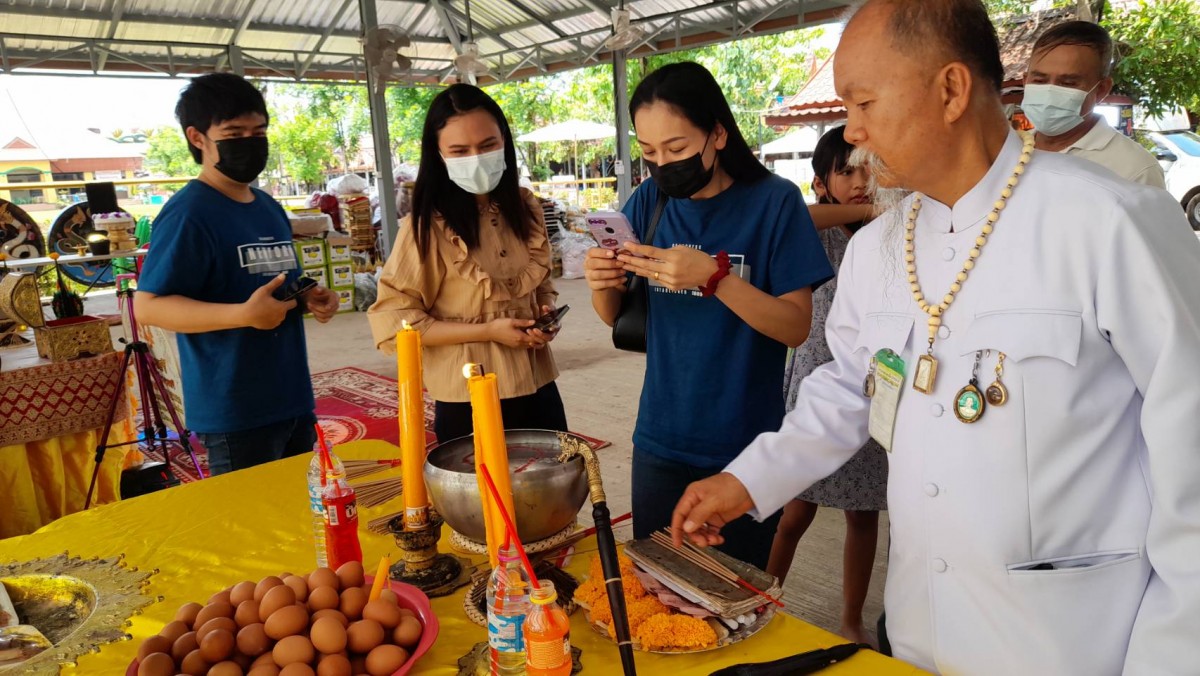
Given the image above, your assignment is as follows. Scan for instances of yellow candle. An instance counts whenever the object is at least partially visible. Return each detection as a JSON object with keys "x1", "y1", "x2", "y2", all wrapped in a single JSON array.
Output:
[
  {"x1": 467, "y1": 369, "x2": 515, "y2": 568},
  {"x1": 397, "y1": 323, "x2": 428, "y2": 529},
  {"x1": 368, "y1": 555, "x2": 391, "y2": 601}
]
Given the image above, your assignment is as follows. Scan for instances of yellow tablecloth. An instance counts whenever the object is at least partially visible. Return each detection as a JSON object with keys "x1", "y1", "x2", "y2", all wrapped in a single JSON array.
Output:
[{"x1": 0, "y1": 440, "x2": 925, "y2": 675}]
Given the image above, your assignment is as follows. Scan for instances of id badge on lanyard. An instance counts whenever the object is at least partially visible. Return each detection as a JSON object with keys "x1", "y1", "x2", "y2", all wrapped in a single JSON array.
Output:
[{"x1": 867, "y1": 349, "x2": 906, "y2": 452}]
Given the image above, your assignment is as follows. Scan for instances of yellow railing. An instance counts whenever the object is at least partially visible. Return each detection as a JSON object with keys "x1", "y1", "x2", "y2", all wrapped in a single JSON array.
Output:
[{"x1": 0, "y1": 176, "x2": 197, "y2": 190}]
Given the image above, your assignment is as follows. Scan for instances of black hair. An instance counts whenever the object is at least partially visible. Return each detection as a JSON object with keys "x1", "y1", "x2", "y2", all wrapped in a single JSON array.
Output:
[
  {"x1": 629, "y1": 61, "x2": 771, "y2": 184},
  {"x1": 411, "y1": 84, "x2": 532, "y2": 258},
  {"x1": 882, "y1": 0, "x2": 1005, "y2": 93},
  {"x1": 811, "y1": 126, "x2": 856, "y2": 205},
  {"x1": 175, "y1": 73, "x2": 270, "y2": 163},
  {"x1": 1032, "y1": 20, "x2": 1115, "y2": 78}
]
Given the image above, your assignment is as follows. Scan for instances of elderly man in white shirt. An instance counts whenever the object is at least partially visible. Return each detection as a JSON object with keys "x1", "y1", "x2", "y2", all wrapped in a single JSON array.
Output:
[
  {"x1": 670, "y1": 1, "x2": 1200, "y2": 674},
  {"x1": 1022, "y1": 20, "x2": 1166, "y2": 188}
]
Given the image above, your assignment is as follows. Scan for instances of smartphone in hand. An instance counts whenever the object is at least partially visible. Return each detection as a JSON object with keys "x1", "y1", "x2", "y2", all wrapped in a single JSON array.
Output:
[
  {"x1": 274, "y1": 276, "x2": 317, "y2": 303},
  {"x1": 529, "y1": 305, "x2": 570, "y2": 333},
  {"x1": 585, "y1": 212, "x2": 641, "y2": 255}
]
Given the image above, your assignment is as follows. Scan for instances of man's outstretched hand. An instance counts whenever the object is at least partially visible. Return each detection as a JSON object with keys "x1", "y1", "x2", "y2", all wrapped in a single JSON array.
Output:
[{"x1": 670, "y1": 472, "x2": 756, "y2": 547}]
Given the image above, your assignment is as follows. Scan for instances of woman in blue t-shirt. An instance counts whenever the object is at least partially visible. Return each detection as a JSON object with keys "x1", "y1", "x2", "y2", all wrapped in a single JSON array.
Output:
[{"x1": 584, "y1": 62, "x2": 834, "y2": 568}]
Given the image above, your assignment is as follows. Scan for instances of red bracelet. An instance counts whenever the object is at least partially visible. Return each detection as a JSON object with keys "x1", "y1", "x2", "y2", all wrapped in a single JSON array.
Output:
[{"x1": 700, "y1": 251, "x2": 732, "y2": 297}]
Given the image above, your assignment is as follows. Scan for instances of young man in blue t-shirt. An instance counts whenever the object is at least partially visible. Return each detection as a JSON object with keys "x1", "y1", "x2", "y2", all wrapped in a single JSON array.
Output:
[{"x1": 135, "y1": 74, "x2": 340, "y2": 476}]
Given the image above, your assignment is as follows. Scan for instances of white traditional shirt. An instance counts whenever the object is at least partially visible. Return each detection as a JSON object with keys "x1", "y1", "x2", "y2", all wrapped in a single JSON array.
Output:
[
  {"x1": 726, "y1": 130, "x2": 1200, "y2": 675},
  {"x1": 1065, "y1": 116, "x2": 1166, "y2": 188}
]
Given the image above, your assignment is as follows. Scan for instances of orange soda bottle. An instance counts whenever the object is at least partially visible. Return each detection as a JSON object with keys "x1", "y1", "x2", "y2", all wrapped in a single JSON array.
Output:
[{"x1": 522, "y1": 580, "x2": 571, "y2": 676}]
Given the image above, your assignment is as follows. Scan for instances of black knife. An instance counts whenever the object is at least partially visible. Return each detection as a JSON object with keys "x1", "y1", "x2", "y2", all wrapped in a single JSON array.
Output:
[{"x1": 708, "y1": 643, "x2": 866, "y2": 676}]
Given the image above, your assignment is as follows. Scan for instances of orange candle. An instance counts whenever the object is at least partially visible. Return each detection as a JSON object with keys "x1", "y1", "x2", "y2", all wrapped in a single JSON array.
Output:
[
  {"x1": 397, "y1": 323, "x2": 429, "y2": 529},
  {"x1": 466, "y1": 367, "x2": 515, "y2": 568},
  {"x1": 368, "y1": 555, "x2": 391, "y2": 601}
]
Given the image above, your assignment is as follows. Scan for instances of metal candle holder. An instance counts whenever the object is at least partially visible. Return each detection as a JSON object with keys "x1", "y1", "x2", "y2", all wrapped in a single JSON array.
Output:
[{"x1": 386, "y1": 510, "x2": 471, "y2": 597}]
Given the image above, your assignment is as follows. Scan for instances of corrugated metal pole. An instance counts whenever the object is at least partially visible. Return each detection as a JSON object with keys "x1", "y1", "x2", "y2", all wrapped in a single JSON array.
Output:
[
  {"x1": 613, "y1": 49, "x2": 633, "y2": 206},
  {"x1": 359, "y1": 0, "x2": 399, "y2": 257}
]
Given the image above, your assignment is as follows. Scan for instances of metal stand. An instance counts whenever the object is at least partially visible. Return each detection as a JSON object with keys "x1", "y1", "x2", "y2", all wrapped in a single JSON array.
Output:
[
  {"x1": 84, "y1": 285, "x2": 203, "y2": 508},
  {"x1": 386, "y1": 512, "x2": 471, "y2": 597}
]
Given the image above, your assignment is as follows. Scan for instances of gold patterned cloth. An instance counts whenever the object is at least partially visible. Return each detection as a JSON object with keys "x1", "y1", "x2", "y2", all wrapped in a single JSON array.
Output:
[
  {"x1": 0, "y1": 350, "x2": 128, "y2": 447},
  {"x1": 0, "y1": 441, "x2": 925, "y2": 675}
]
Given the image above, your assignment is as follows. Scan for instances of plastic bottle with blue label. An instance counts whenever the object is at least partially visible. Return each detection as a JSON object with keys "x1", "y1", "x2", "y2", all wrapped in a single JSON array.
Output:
[
  {"x1": 306, "y1": 444, "x2": 344, "y2": 567},
  {"x1": 487, "y1": 543, "x2": 531, "y2": 675}
]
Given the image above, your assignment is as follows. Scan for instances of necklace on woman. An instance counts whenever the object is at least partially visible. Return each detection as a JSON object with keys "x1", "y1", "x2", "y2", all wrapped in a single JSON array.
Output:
[{"x1": 907, "y1": 131, "x2": 1035, "y2": 395}]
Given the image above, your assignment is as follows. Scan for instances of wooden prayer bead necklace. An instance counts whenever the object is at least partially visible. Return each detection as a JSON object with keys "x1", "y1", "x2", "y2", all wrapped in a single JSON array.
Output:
[{"x1": 906, "y1": 131, "x2": 1035, "y2": 394}]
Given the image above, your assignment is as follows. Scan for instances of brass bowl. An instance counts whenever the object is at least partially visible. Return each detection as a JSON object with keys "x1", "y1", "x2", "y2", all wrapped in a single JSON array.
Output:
[
  {"x1": 424, "y1": 429, "x2": 589, "y2": 543},
  {"x1": 1, "y1": 574, "x2": 96, "y2": 644}
]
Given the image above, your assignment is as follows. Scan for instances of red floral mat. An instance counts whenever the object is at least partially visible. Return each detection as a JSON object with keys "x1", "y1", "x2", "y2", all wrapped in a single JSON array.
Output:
[{"x1": 139, "y1": 367, "x2": 609, "y2": 483}]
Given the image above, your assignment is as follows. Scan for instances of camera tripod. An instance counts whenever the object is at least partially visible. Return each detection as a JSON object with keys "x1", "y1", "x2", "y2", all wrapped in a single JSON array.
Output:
[{"x1": 85, "y1": 275, "x2": 204, "y2": 508}]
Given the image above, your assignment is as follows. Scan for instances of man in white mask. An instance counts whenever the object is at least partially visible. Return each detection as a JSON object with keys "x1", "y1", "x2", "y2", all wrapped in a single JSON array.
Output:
[
  {"x1": 670, "y1": 1, "x2": 1200, "y2": 673},
  {"x1": 1022, "y1": 20, "x2": 1165, "y2": 187}
]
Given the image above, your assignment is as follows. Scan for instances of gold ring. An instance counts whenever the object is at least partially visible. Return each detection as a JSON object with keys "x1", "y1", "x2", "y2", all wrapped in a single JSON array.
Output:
[{"x1": 654, "y1": 271, "x2": 660, "y2": 280}]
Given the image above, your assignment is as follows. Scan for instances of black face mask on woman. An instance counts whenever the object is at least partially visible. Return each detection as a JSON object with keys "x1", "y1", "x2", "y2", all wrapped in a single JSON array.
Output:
[
  {"x1": 213, "y1": 136, "x2": 270, "y2": 184},
  {"x1": 646, "y1": 136, "x2": 714, "y2": 199}
]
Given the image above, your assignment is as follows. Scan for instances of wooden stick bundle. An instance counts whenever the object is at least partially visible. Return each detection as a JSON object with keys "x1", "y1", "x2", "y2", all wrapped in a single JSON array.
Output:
[
  {"x1": 342, "y1": 458, "x2": 403, "y2": 481},
  {"x1": 652, "y1": 530, "x2": 784, "y2": 608},
  {"x1": 367, "y1": 511, "x2": 404, "y2": 535},
  {"x1": 351, "y1": 477, "x2": 404, "y2": 508}
]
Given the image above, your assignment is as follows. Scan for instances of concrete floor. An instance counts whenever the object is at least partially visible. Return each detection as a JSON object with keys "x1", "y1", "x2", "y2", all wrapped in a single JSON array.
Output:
[{"x1": 92, "y1": 277, "x2": 887, "y2": 641}]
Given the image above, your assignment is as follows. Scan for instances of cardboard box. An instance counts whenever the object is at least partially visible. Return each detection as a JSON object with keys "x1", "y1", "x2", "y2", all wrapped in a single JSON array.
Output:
[
  {"x1": 336, "y1": 287, "x2": 356, "y2": 313},
  {"x1": 304, "y1": 267, "x2": 329, "y2": 290},
  {"x1": 328, "y1": 242, "x2": 352, "y2": 263},
  {"x1": 329, "y1": 263, "x2": 354, "y2": 288},
  {"x1": 294, "y1": 239, "x2": 327, "y2": 269}
]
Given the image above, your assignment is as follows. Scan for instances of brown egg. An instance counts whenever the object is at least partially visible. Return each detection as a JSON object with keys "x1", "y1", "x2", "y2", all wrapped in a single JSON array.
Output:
[
  {"x1": 175, "y1": 602, "x2": 204, "y2": 626},
  {"x1": 361, "y1": 600, "x2": 401, "y2": 630},
  {"x1": 338, "y1": 587, "x2": 367, "y2": 621},
  {"x1": 235, "y1": 599, "x2": 262, "y2": 628},
  {"x1": 197, "y1": 617, "x2": 238, "y2": 642},
  {"x1": 376, "y1": 589, "x2": 398, "y2": 606},
  {"x1": 171, "y1": 631, "x2": 200, "y2": 663},
  {"x1": 236, "y1": 623, "x2": 271, "y2": 657},
  {"x1": 159, "y1": 620, "x2": 191, "y2": 644},
  {"x1": 255, "y1": 576, "x2": 284, "y2": 602},
  {"x1": 138, "y1": 635, "x2": 172, "y2": 661},
  {"x1": 310, "y1": 616, "x2": 348, "y2": 654},
  {"x1": 307, "y1": 585, "x2": 340, "y2": 612},
  {"x1": 335, "y1": 561, "x2": 365, "y2": 590},
  {"x1": 180, "y1": 648, "x2": 210, "y2": 675},
  {"x1": 316, "y1": 653, "x2": 352, "y2": 676},
  {"x1": 251, "y1": 651, "x2": 278, "y2": 668},
  {"x1": 280, "y1": 664, "x2": 316, "y2": 676},
  {"x1": 396, "y1": 608, "x2": 416, "y2": 620},
  {"x1": 282, "y1": 575, "x2": 309, "y2": 603},
  {"x1": 392, "y1": 616, "x2": 421, "y2": 650},
  {"x1": 311, "y1": 609, "x2": 349, "y2": 628},
  {"x1": 209, "y1": 660, "x2": 245, "y2": 676},
  {"x1": 195, "y1": 601, "x2": 235, "y2": 629},
  {"x1": 210, "y1": 589, "x2": 233, "y2": 606},
  {"x1": 365, "y1": 644, "x2": 408, "y2": 676},
  {"x1": 259, "y1": 584, "x2": 298, "y2": 621},
  {"x1": 308, "y1": 567, "x2": 339, "y2": 592},
  {"x1": 247, "y1": 665, "x2": 281, "y2": 676},
  {"x1": 264, "y1": 604, "x2": 309, "y2": 640},
  {"x1": 345, "y1": 619, "x2": 384, "y2": 654},
  {"x1": 273, "y1": 634, "x2": 316, "y2": 666},
  {"x1": 200, "y1": 627, "x2": 235, "y2": 662},
  {"x1": 234, "y1": 652, "x2": 255, "y2": 670},
  {"x1": 230, "y1": 581, "x2": 258, "y2": 607},
  {"x1": 137, "y1": 652, "x2": 175, "y2": 676}
]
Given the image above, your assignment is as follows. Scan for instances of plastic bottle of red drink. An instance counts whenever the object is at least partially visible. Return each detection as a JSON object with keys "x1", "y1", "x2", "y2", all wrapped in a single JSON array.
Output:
[{"x1": 321, "y1": 464, "x2": 362, "y2": 569}]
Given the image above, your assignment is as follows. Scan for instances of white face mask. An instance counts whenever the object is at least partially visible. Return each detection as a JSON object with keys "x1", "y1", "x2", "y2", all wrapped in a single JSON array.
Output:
[
  {"x1": 442, "y1": 148, "x2": 506, "y2": 195},
  {"x1": 1021, "y1": 82, "x2": 1098, "y2": 137}
]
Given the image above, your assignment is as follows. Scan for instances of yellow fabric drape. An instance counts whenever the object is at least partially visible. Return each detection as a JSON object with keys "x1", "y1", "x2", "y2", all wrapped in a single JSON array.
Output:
[
  {"x1": 0, "y1": 440, "x2": 925, "y2": 675},
  {"x1": 0, "y1": 419, "x2": 136, "y2": 540}
]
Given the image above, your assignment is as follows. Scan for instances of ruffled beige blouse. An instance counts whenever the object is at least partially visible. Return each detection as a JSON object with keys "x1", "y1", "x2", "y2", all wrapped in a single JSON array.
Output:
[{"x1": 368, "y1": 189, "x2": 559, "y2": 402}]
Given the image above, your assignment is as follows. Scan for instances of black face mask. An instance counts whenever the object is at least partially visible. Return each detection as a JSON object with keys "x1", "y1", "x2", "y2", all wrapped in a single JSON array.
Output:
[
  {"x1": 646, "y1": 136, "x2": 715, "y2": 199},
  {"x1": 213, "y1": 136, "x2": 269, "y2": 184}
]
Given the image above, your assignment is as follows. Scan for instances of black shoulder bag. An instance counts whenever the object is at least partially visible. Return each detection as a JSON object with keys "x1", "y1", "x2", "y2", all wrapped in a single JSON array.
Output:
[{"x1": 611, "y1": 193, "x2": 668, "y2": 353}]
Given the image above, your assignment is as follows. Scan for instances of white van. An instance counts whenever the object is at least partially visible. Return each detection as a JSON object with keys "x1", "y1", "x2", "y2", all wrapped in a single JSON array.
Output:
[{"x1": 1139, "y1": 110, "x2": 1200, "y2": 230}]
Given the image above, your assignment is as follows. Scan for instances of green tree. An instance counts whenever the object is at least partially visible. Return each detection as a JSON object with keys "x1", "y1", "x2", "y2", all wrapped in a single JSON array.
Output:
[
  {"x1": 274, "y1": 84, "x2": 372, "y2": 171},
  {"x1": 386, "y1": 85, "x2": 441, "y2": 163},
  {"x1": 270, "y1": 104, "x2": 338, "y2": 191},
  {"x1": 1104, "y1": 0, "x2": 1200, "y2": 116},
  {"x1": 143, "y1": 126, "x2": 197, "y2": 178}
]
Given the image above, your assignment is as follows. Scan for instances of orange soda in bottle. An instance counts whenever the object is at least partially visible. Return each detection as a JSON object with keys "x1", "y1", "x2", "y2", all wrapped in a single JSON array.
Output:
[{"x1": 522, "y1": 580, "x2": 571, "y2": 676}]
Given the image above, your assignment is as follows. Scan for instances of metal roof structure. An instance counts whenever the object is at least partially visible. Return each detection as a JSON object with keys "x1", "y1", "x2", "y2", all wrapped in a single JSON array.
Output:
[{"x1": 0, "y1": 0, "x2": 848, "y2": 84}]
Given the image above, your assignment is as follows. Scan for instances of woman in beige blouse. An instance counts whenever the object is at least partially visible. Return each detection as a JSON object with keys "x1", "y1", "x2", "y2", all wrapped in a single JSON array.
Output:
[{"x1": 368, "y1": 84, "x2": 566, "y2": 443}]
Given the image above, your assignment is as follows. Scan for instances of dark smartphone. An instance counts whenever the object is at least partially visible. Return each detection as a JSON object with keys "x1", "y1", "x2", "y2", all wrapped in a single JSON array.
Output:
[
  {"x1": 274, "y1": 276, "x2": 317, "y2": 303},
  {"x1": 529, "y1": 305, "x2": 570, "y2": 333}
]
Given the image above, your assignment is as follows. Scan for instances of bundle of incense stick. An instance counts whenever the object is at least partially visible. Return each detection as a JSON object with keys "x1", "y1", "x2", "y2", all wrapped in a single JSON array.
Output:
[
  {"x1": 367, "y1": 511, "x2": 404, "y2": 535},
  {"x1": 343, "y1": 458, "x2": 403, "y2": 481},
  {"x1": 351, "y1": 477, "x2": 404, "y2": 508},
  {"x1": 652, "y1": 530, "x2": 785, "y2": 609}
]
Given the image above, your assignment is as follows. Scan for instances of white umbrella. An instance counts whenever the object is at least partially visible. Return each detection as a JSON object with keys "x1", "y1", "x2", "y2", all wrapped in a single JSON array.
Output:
[{"x1": 518, "y1": 120, "x2": 618, "y2": 179}]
